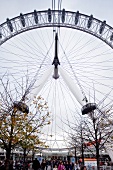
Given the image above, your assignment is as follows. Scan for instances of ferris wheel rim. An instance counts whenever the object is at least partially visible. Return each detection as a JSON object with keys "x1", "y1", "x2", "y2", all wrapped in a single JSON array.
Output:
[{"x1": 0, "y1": 9, "x2": 113, "y2": 49}]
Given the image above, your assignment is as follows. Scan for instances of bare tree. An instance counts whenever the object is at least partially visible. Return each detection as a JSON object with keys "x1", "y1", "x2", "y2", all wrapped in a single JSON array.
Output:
[{"x1": 68, "y1": 106, "x2": 113, "y2": 170}]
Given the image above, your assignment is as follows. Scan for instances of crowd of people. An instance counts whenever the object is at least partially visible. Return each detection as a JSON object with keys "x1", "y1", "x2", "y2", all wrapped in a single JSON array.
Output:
[
  {"x1": 0, "y1": 158, "x2": 87, "y2": 170},
  {"x1": 29, "y1": 158, "x2": 87, "y2": 170}
]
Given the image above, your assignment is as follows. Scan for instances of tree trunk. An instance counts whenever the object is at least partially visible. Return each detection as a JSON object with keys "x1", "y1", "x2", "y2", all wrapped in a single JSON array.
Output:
[
  {"x1": 81, "y1": 143, "x2": 84, "y2": 166},
  {"x1": 23, "y1": 148, "x2": 26, "y2": 163},
  {"x1": 75, "y1": 147, "x2": 77, "y2": 163},
  {"x1": 5, "y1": 148, "x2": 11, "y2": 170},
  {"x1": 32, "y1": 150, "x2": 35, "y2": 161},
  {"x1": 96, "y1": 143, "x2": 100, "y2": 170}
]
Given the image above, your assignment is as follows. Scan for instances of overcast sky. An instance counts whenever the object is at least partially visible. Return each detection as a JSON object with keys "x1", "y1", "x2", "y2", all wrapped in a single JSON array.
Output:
[{"x1": 0, "y1": 0, "x2": 113, "y2": 27}]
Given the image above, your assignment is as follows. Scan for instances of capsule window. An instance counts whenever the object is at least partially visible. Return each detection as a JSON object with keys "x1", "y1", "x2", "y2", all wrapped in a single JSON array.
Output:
[
  {"x1": 20, "y1": 13, "x2": 25, "y2": 27},
  {"x1": 6, "y1": 18, "x2": 13, "y2": 32},
  {"x1": 62, "y1": 9, "x2": 65, "y2": 23},
  {"x1": 75, "y1": 11, "x2": 79, "y2": 25},
  {"x1": 99, "y1": 20, "x2": 106, "y2": 34},
  {"x1": 110, "y1": 32, "x2": 113, "y2": 41},
  {"x1": 34, "y1": 10, "x2": 38, "y2": 24},
  {"x1": 87, "y1": 15, "x2": 93, "y2": 28},
  {"x1": 48, "y1": 8, "x2": 51, "y2": 22}
]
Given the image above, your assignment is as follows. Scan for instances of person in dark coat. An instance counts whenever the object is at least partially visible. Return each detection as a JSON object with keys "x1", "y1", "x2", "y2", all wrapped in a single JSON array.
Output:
[
  {"x1": 0, "y1": 161, "x2": 5, "y2": 170},
  {"x1": 32, "y1": 158, "x2": 41, "y2": 170},
  {"x1": 41, "y1": 159, "x2": 46, "y2": 170},
  {"x1": 80, "y1": 166, "x2": 87, "y2": 170}
]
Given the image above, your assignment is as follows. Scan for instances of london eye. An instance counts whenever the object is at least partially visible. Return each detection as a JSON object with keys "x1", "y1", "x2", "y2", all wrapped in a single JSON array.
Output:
[{"x1": 0, "y1": 5, "x2": 113, "y2": 155}]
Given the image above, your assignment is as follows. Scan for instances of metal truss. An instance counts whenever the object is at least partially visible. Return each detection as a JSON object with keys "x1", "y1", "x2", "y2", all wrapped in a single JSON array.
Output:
[{"x1": 0, "y1": 9, "x2": 113, "y2": 49}]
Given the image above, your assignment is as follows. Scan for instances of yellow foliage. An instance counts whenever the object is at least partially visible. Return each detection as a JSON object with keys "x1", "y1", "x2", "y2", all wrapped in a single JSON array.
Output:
[{"x1": 0, "y1": 94, "x2": 51, "y2": 154}]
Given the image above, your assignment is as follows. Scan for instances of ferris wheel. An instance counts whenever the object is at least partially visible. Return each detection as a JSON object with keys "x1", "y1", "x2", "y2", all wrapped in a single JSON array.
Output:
[{"x1": 0, "y1": 8, "x2": 113, "y2": 151}]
